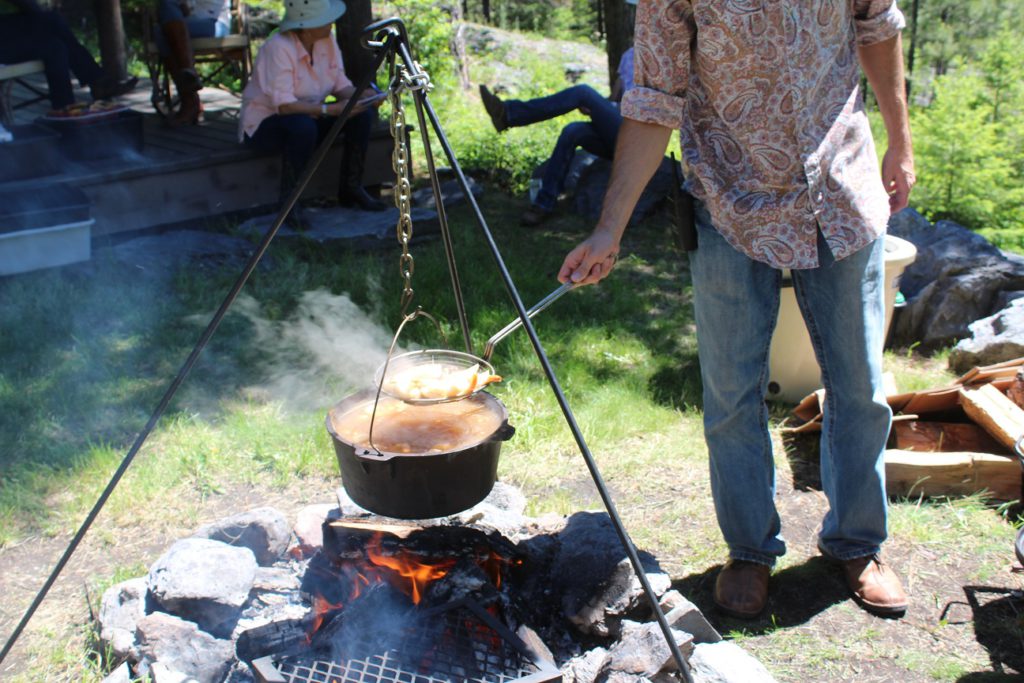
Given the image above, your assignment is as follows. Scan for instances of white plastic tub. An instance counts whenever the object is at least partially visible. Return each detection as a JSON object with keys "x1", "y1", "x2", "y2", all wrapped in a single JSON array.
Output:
[
  {"x1": 766, "y1": 234, "x2": 918, "y2": 403},
  {"x1": 0, "y1": 219, "x2": 94, "y2": 276}
]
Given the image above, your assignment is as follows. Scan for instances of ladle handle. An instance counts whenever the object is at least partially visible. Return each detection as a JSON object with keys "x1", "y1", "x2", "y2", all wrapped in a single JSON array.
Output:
[{"x1": 483, "y1": 282, "x2": 576, "y2": 361}]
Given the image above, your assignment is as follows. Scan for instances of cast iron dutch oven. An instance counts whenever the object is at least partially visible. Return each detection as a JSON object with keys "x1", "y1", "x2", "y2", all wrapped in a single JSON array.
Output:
[{"x1": 325, "y1": 388, "x2": 515, "y2": 519}]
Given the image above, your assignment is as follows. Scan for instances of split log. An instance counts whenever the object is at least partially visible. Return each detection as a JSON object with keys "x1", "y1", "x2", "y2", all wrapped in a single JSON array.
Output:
[
  {"x1": 885, "y1": 449, "x2": 1021, "y2": 500},
  {"x1": 959, "y1": 384, "x2": 1024, "y2": 451},
  {"x1": 892, "y1": 421, "x2": 1007, "y2": 454}
]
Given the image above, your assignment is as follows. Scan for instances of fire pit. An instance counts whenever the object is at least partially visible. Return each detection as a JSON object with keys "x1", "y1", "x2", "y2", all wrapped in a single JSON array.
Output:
[{"x1": 95, "y1": 492, "x2": 772, "y2": 683}]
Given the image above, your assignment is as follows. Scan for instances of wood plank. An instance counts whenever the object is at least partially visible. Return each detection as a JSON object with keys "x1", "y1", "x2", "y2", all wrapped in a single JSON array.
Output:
[
  {"x1": 892, "y1": 421, "x2": 1008, "y2": 454},
  {"x1": 960, "y1": 384, "x2": 1024, "y2": 451},
  {"x1": 885, "y1": 448, "x2": 1021, "y2": 500}
]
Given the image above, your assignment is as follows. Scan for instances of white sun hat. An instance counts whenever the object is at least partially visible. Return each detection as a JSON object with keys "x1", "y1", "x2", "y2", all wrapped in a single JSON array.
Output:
[{"x1": 278, "y1": 0, "x2": 347, "y2": 32}]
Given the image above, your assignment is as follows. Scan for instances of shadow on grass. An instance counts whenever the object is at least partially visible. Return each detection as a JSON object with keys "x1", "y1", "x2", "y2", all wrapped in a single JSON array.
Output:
[
  {"x1": 672, "y1": 556, "x2": 850, "y2": 635},
  {"x1": 780, "y1": 430, "x2": 823, "y2": 492},
  {"x1": 945, "y1": 586, "x2": 1024, "y2": 679}
]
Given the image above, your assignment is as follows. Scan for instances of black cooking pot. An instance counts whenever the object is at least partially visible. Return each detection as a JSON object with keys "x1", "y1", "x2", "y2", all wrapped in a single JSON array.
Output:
[{"x1": 325, "y1": 389, "x2": 515, "y2": 519}]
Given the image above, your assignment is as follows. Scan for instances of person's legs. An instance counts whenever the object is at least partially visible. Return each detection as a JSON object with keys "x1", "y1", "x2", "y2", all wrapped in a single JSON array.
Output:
[
  {"x1": 791, "y1": 232, "x2": 906, "y2": 616},
  {"x1": 157, "y1": 0, "x2": 203, "y2": 125},
  {"x1": 0, "y1": 14, "x2": 76, "y2": 109},
  {"x1": 688, "y1": 201, "x2": 786, "y2": 567},
  {"x1": 330, "y1": 109, "x2": 387, "y2": 211},
  {"x1": 505, "y1": 84, "x2": 617, "y2": 130},
  {"x1": 245, "y1": 113, "x2": 318, "y2": 187},
  {"x1": 532, "y1": 121, "x2": 604, "y2": 213},
  {"x1": 35, "y1": 11, "x2": 104, "y2": 88},
  {"x1": 791, "y1": 233, "x2": 891, "y2": 559}
]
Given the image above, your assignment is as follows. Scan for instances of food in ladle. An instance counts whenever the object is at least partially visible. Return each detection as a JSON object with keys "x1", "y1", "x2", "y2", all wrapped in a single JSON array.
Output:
[
  {"x1": 331, "y1": 395, "x2": 503, "y2": 454},
  {"x1": 383, "y1": 362, "x2": 502, "y2": 401}
]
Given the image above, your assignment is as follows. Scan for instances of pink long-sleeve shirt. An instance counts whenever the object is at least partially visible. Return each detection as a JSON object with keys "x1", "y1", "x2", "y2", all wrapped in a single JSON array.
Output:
[
  {"x1": 239, "y1": 30, "x2": 353, "y2": 142},
  {"x1": 622, "y1": 1, "x2": 906, "y2": 269}
]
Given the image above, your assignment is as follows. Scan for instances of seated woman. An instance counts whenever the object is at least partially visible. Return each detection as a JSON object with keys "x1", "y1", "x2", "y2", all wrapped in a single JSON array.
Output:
[
  {"x1": 0, "y1": 0, "x2": 136, "y2": 113},
  {"x1": 155, "y1": 0, "x2": 230, "y2": 126},
  {"x1": 238, "y1": 0, "x2": 386, "y2": 213}
]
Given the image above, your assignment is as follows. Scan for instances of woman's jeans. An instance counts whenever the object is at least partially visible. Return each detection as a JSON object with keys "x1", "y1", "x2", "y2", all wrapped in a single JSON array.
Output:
[
  {"x1": 0, "y1": 11, "x2": 103, "y2": 109},
  {"x1": 155, "y1": 0, "x2": 228, "y2": 56},
  {"x1": 244, "y1": 108, "x2": 373, "y2": 197},
  {"x1": 687, "y1": 201, "x2": 891, "y2": 566},
  {"x1": 505, "y1": 84, "x2": 623, "y2": 211}
]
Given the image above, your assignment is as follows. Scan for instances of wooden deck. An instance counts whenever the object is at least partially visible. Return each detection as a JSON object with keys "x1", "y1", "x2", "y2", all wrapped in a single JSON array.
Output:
[{"x1": 2, "y1": 75, "x2": 390, "y2": 237}]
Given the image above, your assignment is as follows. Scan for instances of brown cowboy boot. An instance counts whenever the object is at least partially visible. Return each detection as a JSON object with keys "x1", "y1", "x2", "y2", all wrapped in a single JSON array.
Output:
[{"x1": 161, "y1": 19, "x2": 203, "y2": 126}]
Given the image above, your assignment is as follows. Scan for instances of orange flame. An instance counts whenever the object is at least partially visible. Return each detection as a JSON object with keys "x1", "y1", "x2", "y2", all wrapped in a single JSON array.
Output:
[{"x1": 366, "y1": 533, "x2": 456, "y2": 604}]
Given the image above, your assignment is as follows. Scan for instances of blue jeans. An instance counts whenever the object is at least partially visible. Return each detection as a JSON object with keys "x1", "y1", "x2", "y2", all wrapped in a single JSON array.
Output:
[
  {"x1": 688, "y1": 201, "x2": 891, "y2": 566},
  {"x1": 155, "y1": 0, "x2": 229, "y2": 56},
  {"x1": 505, "y1": 84, "x2": 622, "y2": 211},
  {"x1": 243, "y1": 108, "x2": 373, "y2": 197}
]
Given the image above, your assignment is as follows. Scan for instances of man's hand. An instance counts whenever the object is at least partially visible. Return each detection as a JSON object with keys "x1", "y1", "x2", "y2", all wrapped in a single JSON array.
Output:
[
  {"x1": 555, "y1": 119, "x2": 672, "y2": 287},
  {"x1": 557, "y1": 230, "x2": 621, "y2": 285},
  {"x1": 881, "y1": 144, "x2": 915, "y2": 214}
]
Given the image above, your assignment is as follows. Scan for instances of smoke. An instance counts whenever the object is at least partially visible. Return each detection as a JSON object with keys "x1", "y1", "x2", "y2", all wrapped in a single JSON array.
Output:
[{"x1": 233, "y1": 289, "x2": 407, "y2": 412}]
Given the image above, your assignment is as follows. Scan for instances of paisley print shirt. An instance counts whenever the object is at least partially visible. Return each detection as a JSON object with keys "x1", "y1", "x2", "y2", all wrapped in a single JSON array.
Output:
[{"x1": 621, "y1": 1, "x2": 905, "y2": 269}]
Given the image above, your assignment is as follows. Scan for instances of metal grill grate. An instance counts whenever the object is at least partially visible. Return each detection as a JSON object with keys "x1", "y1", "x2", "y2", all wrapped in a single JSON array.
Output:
[{"x1": 252, "y1": 599, "x2": 560, "y2": 683}]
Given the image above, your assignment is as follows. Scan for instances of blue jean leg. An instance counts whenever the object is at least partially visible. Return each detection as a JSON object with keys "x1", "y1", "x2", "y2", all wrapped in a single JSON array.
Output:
[
  {"x1": 533, "y1": 121, "x2": 611, "y2": 211},
  {"x1": 688, "y1": 202, "x2": 785, "y2": 566},
  {"x1": 792, "y1": 233, "x2": 891, "y2": 561},
  {"x1": 504, "y1": 84, "x2": 623, "y2": 145}
]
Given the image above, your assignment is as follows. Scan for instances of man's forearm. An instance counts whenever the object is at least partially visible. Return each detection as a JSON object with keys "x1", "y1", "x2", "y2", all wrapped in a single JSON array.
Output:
[
  {"x1": 595, "y1": 118, "x2": 673, "y2": 241},
  {"x1": 858, "y1": 34, "x2": 911, "y2": 149}
]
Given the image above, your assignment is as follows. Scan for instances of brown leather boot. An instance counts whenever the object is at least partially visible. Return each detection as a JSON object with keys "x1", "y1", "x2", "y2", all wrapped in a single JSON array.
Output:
[
  {"x1": 713, "y1": 559, "x2": 770, "y2": 619},
  {"x1": 161, "y1": 19, "x2": 203, "y2": 126},
  {"x1": 835, "y1": 554, "x2": 908, "y2": 616}
]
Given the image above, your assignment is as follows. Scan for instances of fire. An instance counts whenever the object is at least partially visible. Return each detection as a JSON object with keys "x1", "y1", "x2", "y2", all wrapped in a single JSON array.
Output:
[{"x1": 366, "y1": 534, "x2": 456, "y2": 604}]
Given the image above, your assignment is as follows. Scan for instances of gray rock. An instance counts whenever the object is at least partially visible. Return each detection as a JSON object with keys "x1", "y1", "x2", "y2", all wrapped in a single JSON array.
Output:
[
  {"x1": 100, "y1": 662, "x2": 132, "y2": 683},
  {"x1": 689, "y1": 642, "x2": 777, "y2": 683},
  {"x1": 292, "y1": 503, "x2": 340, "y2": 557},
  {"x1": 411, "y1": 176, "x2": 483, "y2": 210},
  {"x1": 603, "y1": 620, "x2": 693, "y2": 677},
  {"x1": 550, "y1": 512, "x2": 670, "y2": 637},
  {"x1": 150, "y1": 661, "x2": 195, "y2": 683},
  {"x1": 148, "y1": 538, "x2": 257, "y2": 638},
  {"x1": 574, "y1": 156, "x2": 677, "y2": 226},
  {"x1": 98, "y1": 577, "x2": 148, "y2": 661},
  {"x1": 659, "y1": 590, "x2": 721, "y2": 644},
  {"x1": 135, "y1": 612, "x2": 235, "y2": 683},
  {"x1": 887, "y1": 212, "x2": 1024, "y2": 349},
  {"x1": 949, "y1": 298, "x2": 1024, "y2": 373},
  {"x1": 193, "y1": 507, "x2": 291, "y2": 566},
  {"x1": 563, "y1": 647, "x2": 610, "y2": 683}
]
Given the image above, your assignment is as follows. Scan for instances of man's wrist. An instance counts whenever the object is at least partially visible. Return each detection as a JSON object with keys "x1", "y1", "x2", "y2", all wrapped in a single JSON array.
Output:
[{"x1": 321, "y1": 103, "x2": 328, "y2": 117}]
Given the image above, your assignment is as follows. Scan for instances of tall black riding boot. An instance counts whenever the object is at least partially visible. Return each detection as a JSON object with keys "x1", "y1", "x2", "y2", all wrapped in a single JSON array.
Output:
[{"x1": 338, "y1": 140, "x2": 388, "y2": 212}]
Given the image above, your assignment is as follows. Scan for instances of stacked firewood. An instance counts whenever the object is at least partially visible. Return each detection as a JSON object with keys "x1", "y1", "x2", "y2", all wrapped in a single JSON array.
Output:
[{"x1": 791, "y1": 358, "x2": 1024, "y2": 500}]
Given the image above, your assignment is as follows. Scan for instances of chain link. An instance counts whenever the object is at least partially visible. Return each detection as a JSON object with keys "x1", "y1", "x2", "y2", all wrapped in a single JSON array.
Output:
[{"x1": 388, "y1": 62, "x2": 432, "y2": 316}]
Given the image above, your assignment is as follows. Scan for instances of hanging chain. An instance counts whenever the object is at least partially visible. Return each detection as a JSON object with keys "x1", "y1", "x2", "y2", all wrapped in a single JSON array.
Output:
[{"x1": 388, "y1": 61, "x2": 432, "y2": 316}]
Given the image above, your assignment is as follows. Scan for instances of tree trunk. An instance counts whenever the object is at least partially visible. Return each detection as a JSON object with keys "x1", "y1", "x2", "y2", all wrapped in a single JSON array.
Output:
[
  {"x1": 94, "y1": 0, "x2": 127, "y2": 80},
  {"x1": 906, "y1": 0, "x2": 918, "y2": 98},
  {"x1": 482, "y1": 0, "x2": 490, "y2": 24},
  {"x1": 602, "y1": 0, "x2": 634, "y2": 91},
  {"x1": 337, "y1": 0, "x2": 376, "y2": 89},
  {"x1": 449, "y1": 2, "x2": 471, "y2": 90}
]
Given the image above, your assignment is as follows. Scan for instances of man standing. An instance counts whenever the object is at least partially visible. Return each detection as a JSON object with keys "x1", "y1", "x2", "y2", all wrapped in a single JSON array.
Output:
[{"x1": 559, "y1": 1, "x2": 915, "y2": 619}]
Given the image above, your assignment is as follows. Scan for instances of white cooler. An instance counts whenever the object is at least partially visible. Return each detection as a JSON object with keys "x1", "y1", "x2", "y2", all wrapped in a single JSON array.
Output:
[{"x1": 766, "y1": 234, "x2": 918, "y2": 403}]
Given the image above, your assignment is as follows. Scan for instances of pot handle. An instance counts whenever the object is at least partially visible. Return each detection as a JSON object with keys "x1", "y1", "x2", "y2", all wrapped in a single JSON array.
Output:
[
  {"x1": 482, "y1": 282, "x2": 576, "y2": 362},
  {"x1": 355, "y1": 447, "x2": 398, "y2": 462},
  {"x1": 490, "y1": 422, "x2": 516, "y2": 442}
]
